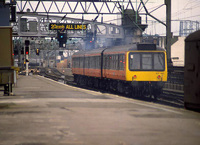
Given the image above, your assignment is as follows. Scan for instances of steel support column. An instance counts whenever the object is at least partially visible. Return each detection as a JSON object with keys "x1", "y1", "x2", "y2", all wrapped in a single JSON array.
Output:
[{"x1": 166, "y1": 0, "x2": 172, "y2": 64}]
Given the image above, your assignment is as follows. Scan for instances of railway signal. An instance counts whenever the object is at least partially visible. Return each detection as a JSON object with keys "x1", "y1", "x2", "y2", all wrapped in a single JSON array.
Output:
[
  {"x1": 24, "y1": 40, "x2": 30, "y2": 55},
  {"x1": 57, "y1": 31, "x2": 67, "y2": 48},
  {"x1": 24, "y1": 40, "x2": 30, "y2": 76},
  {"x1": 25, "y1": 46, "x2": 29, "y2": 55}
]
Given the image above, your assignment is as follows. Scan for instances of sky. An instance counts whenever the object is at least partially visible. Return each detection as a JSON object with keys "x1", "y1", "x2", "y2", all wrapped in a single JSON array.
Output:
[{"x1": 142, "y1": 0, "x2": 200, "y2": 36}]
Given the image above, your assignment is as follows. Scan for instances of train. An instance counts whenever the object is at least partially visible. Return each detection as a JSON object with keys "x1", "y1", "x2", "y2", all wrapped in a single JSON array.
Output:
[
  {"x1": 71, "y1": 43, "x2": 168, "y2": 99},
  {"x1": 184, "y1": 30, "x2": 200, "y2": 110}
]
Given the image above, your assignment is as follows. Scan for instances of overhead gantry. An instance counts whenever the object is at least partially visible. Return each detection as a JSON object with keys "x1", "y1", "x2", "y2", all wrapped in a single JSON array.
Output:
[{"x1": 11, "y1": 0, "x2": 171, "y2": 62}]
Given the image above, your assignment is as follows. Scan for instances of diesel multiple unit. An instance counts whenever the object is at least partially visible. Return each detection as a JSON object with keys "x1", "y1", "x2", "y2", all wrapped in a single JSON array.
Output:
[{"x1": 72, "y1": 43, "x2": 168, "y2": 98}]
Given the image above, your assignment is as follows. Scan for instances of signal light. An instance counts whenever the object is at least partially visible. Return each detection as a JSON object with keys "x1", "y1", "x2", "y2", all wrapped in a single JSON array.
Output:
[
  {"x1": 57, "y1": 31, "x2": 67, "y2": 41},
  {"x1": 90, "y1": 41, "x2": 92, "y2": 43},
  {"x1": 57, "y1": 31, "x2": 67, "y2": 48},
  {"x1": 36, "y1": 48, "x2": 40, "y2": 55},
  {"x1": 25, "y1": 46, "x2": 29, "y2": 55}
]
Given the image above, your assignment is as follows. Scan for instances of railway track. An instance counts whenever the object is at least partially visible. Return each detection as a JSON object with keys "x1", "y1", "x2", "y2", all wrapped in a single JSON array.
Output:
[
  {"x1": 159, "y1": 89, "x2": 184, "y2": 108},
  {"x1": 40, "y1": 67, "x2": 184, "y2": 109}
]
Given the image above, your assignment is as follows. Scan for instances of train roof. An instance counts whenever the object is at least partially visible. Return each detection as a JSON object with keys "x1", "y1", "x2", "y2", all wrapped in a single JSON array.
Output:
[
  {"x1": 72, "y1": 43, "x2": 165, "y2": 57},
  {"x1": 185, "y1": 30, "x2": 200, "y2": 42},
  {"x1": 72, "y1": 47, "x2": 105, "y2": 56},
  {"x1": 103, "y1": 44, "x2": 165, "y2": 53}
]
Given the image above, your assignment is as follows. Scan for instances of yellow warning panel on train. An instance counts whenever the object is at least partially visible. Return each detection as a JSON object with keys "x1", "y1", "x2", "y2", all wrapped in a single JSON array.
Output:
[{"x1": 49, "y1": 23, "x2": 87, "y2": 31}]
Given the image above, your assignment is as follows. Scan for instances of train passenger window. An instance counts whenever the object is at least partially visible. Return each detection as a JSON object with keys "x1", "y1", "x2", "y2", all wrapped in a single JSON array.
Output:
[
  {"x1": 93, "y1": 57, "x2": 95, "y2": 69},
  {"x1": 113, "y1": 55, "x2": 116, "y2": 70},
  {"x1": 114, "y1": 55, "x2": 118, "y2": 70},
  {"x1": 142, "y1": 54, "x2": 152, "y2": 70},
  {"x1": 103, "y1": 56, "x2": 106, "y2": 69},
  {"x1": 80, "y1": 57, "x2": 84, "y2": 68},
  {"x1": 104, "y1": 55, "x2": 108, "y2": 69},
  {"x1": 92, "y1": 57, "x2": 94, "y2": 68},
  {"x1": 78, "y1": 57, "x2": 80, "y2": 68},
  {"x1": 95, "y1": 56, "x2": 99, "y2": 69},
  {"x1": 96, "y1": 56, "x2": 100, "y2": 69},
  {"x1": 73, "y1": 57, "x2": 78, "y2": 68},
  {"x1": 87, "y1": 57, "x2": 89, "y2": 68},
  {"x1": 85, "y1": 57, "x2": 88, "y2": 68},
  {"x1": 98, "y1": 56, "x2": 101, "y2": 69},
  {"x1": 93, "y1": 56, "x2": 96, "y2": 69},
  {"x1": 154, "y1": 53, "x2": 164, "y2": 70},
  {"x1": 111, "y1": 55, "x2": 114, "y2": 69},
  {"x1": 129, "y1": 54, "x2": 140, "y2": 70},
  {"x1": 94, "y1": 56, "x2": 97, "y2": 69},
  {"x1": 84, "y1": 58, "x2": 87, "y2": 68},
  {"x1": 122, "y1": 55, "x2": 125, "y2": 70},
  {"x1": 119, "y1": 54, "x2": 124, "y2": 70},
  {"x1": 108, "y1": 55, "x2": 111, "y2": 69},
  {"x1": 91, "y1": 57, "x2": 94, "y2": 68},
  {"x1": 117, "y1": 55, "x2": 120, "y2": 70},
  {"x1": 95, "y1": 56, "x2": 98, "y2": 69},
  {"x1": 74, "y1": 57, "x2": 79, "y2": 68},
  {"x1": 94, "y1": 56, "x2": 97, "y2": 68}
]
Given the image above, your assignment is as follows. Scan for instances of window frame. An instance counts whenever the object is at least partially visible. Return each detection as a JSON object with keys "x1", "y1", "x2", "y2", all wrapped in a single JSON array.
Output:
[{"x1": 129, "y1": 52, "x2": 165, "y2": 71}]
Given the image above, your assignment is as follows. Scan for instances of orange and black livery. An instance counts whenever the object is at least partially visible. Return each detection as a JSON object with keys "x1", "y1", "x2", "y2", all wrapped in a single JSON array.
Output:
[{"x1": 72, "y1": 43, "x2": 167, "y2": 98}]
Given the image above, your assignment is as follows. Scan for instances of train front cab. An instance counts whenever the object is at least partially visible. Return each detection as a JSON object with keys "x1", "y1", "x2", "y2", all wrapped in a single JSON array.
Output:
[{"x1": 125, "y1": 45, "x2": 168, "y2": 96}]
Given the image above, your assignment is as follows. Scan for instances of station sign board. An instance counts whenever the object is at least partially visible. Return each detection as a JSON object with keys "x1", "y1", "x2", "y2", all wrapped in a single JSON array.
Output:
[{"x1": 49, "y1": 23, "x2": 87, "y2": 31}]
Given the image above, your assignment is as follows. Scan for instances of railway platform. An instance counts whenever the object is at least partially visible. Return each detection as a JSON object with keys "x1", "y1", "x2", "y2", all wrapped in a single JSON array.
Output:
[{"x1": 0, "y1": 75, "x2": 200, "y2": 145}]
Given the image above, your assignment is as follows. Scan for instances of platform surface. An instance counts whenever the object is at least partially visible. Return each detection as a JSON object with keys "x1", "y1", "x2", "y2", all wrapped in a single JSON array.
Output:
[{"x1": 0, "y1": 75, "x2": 200, "y2": 145}]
